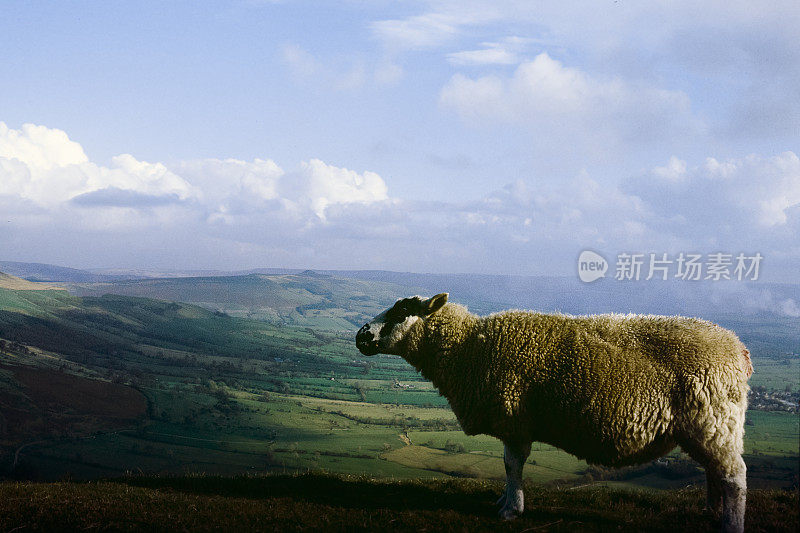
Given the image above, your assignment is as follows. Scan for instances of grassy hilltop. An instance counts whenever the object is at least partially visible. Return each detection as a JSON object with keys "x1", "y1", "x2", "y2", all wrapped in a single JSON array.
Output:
[
  {"x1": 1, "y1": 474, "x2": 798, "y2": 532},
  {"x1": 0, "y1": 266, "x2": 798, "y2": 530}
]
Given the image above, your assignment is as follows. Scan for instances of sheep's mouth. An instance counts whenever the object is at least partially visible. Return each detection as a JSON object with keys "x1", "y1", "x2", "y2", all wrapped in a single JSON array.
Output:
[
  {"x1": 356, "y1": 340, "x2": 380, "y2": 356},
  {"x1": 356, "y1": 324, "x2": 381, "y2": 356}
]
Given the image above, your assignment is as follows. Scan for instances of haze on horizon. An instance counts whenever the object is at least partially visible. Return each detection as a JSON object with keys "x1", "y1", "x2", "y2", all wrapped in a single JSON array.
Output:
[{"x1": 1, "y1": 1, "x2": 798, "y2": 282}]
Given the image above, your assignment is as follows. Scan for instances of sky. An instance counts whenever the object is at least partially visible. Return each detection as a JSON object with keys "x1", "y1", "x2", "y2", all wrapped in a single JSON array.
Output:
[{"x1": 0, "y1": 0, "x2": 798, "y2": 281}]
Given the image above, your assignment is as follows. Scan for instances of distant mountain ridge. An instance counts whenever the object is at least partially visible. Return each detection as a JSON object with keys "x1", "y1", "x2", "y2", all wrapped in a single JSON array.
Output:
[
  {"x1": 4, "y1": 260, "x2": 799, "y2": 321},
  {"x1": 69, "y1": 270, "x2": 420, "y2": 331},
  {"x1": 0, "y1": 261, "x2": 132, "y2": 283}
]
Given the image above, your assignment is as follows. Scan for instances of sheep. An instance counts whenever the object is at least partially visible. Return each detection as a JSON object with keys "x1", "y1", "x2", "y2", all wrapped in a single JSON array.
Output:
[{"x1": 355, "y1": 293, "x2": 753, "y2": 532}]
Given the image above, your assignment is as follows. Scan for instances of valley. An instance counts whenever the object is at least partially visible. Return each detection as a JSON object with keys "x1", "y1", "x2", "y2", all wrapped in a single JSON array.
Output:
[{"x1": 0, "y1": 265, "x2": 797, "y2": 493}]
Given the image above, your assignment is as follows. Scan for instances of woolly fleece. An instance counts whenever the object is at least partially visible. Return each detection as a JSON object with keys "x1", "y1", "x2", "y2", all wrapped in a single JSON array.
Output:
[{"x1": 398, "y1": 303, "x2": 752, "y2": 471}]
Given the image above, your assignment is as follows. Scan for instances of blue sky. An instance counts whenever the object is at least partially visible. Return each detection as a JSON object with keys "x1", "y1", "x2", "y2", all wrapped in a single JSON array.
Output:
[{"x1": 1, "y1": 1, "x2": 798, "y2": 281}]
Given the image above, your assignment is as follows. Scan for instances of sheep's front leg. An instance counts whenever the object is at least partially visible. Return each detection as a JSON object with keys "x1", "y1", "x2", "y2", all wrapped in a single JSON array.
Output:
[{"x1": 498, "y1": 441, "x2": 531, "y2": 520}]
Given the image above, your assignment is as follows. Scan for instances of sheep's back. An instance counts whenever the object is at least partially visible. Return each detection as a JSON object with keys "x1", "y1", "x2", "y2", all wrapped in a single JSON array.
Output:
[{"x1": 476, "y1": 312, "x2": 749, "y2": 464}]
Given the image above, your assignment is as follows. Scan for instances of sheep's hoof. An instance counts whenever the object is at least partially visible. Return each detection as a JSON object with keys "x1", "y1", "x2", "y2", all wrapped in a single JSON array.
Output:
[
  {"x1": 702, "y1": 506, "x2": 722, "y2": 522},
  {"x1": 702, "y1": 509, "x2": 722, "y2": 531},
  {"x1": 499, "y1": 505, "x2": 521, "y2": 520}
]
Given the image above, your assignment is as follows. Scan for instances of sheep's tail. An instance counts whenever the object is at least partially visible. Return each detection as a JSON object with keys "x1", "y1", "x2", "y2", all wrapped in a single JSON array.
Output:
[{"x1": 740, "y1": 344, "x2": 753, "y2": 378}]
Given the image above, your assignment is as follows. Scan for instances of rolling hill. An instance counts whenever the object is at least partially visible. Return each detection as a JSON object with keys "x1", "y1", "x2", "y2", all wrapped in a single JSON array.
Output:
[
  {"x1": 69, "y1": 270, "x2": 421, "y2": 331},
  {"x1": 0, "y1": 261, "x2": 127, "y2": 283},
  {"x1": 0, "y1": 264, "x2": 796, "y2": 533},
  {"x1": 0, "y1": 271, "x2": 64, "y2": 291}
]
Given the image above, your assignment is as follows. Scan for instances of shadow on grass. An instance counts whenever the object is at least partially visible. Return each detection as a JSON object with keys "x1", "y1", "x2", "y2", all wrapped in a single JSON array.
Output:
[{"x1": 119, "y1": 472, "x2": 502, "y2": 515}]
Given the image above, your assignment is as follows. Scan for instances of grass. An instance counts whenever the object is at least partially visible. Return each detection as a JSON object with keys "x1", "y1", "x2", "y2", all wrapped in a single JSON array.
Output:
[
  {"x1": 0, "y1": 473, "x2": 796, "y2": 532},
  {"x1": 1, "y1": 283, "x2": 797, "y2": 493},
  {"x1": 748, "y1": 355, "x2": 800, "y2": 393}
]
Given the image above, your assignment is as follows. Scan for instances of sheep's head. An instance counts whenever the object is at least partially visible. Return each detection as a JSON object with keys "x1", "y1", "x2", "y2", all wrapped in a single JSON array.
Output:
[{"x1": 356, "y1": 293, "x2": 448, "y2": 356}]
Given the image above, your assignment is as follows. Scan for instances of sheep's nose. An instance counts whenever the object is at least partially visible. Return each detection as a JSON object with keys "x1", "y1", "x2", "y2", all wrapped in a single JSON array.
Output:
[
  {"x1": 356, "y1": 324, "x2": 373, "y2": 342},
  {"x1": 356, "y1": 324, "x2": 380, "y2": 356}
]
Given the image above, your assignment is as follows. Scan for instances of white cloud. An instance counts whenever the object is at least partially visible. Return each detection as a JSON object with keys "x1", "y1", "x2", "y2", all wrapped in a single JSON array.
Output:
[
  {"x1": 370, "y1": 1, "x2": 506, "y2": 50},
  {"x1": 0, "y1": 122, "x2": 88, "y2": 169},
  {"x1": 370, "y1": 13, "x2": 461, "y2": 50},
  {"x1": 376, "y1": 1, "x2": 800, "y2": 140},
  {"x1": 0, "y1": 123, "x2": 390, "y2": 229},
  {"x1": 652, "y1": 156, "x2": 688, "y2": 183},
  {"x1": 0, "y1": 122, "x2": 196, "y2": 207},
  {"x1": 447, "y1": 45, "x2": 517, "y2": 66},
  {"x1": 176, "y1": 157, "x2": 389, "y2": 222},
  {"x1": 446, "y1": 36, "x2": 532, "y2": 66},
  {"x1": 2, "y1": 122, "x2": 798, "y2": 282},
  {"x1": 175, "y1": 158, "x2": 284, "y2": 204},
  {"x1": 440, "y1": 53, "x2": 697, "y2": 147},
  {"x1": 288, "y1": 159, "x2": 390, "y2": 219},
  {"x1": 627, "y1": 151, "x2": 800, "y2": 229},
  {"x1": 779, "y1": 298, "x2": 800, "y2": 317}
]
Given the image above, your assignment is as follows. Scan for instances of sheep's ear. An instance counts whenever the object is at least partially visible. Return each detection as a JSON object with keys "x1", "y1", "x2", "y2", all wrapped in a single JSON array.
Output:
[{"x1": 422, "y1": 293, "x2": 448, "y2": 316}]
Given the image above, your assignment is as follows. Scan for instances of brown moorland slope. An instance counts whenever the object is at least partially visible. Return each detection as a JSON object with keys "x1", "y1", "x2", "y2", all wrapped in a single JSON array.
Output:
[
  {"x1": 0, "y1": 363, "x2": 147, "y2": 451},
  {"x1": 0, "y1": 474, "x2": 797, "y2": 532}
]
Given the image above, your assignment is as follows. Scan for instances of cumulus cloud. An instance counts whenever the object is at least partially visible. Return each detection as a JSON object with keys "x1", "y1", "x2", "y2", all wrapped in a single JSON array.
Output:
[
  {"x1": 289, "y1": 159, "x2": 389, "y2": 219},
  {"x1": 174, "y1": 156, "x2": 389, "y2": 222},
  {"x1": 0, "y1": 123, "x2": 390, "y2": 228},
  {"x1": 70, "y1": 188, "x2": 185, "y2": 208},
  {"x1": 174, "y1": 157, "x2": 284, "y2": 213},
  {"x1": 440, "y1": 53, "x2": 698, "y2": 147},
  {"x1": 0, "y1": 122, "x2": 196, "y2": 207},
  {"x1": 625, "y1": 152, "x2": 800, "y2": 230},
  {"x1": 2, "y1": 122, "x2": 798, "y2": 284},
  {"x1": 0, "y1": 122, "x2": 88, "y2": 169},
  {"x1": 376, "y1": 1, "x2": 800, "y2": 141}
]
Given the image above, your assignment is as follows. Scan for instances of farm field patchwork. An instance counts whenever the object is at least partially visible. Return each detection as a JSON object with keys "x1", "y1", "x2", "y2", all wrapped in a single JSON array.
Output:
[{"x1": 0, "y1": 278, "x2": 797, "y2": 494}]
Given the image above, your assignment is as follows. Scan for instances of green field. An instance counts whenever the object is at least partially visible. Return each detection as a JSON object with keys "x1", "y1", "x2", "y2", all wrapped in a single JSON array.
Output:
[{"x1": 1, "y1": 276, "x2": 798, "y2": 495}]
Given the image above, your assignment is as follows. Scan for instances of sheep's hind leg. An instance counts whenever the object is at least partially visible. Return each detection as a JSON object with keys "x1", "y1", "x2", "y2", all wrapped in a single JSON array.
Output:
[
  {"x1": 718, "y1": 455, "x2": 746, "y2": 533},
  {"x1": 498, "y1": 440, "x2": 531, "y2": 520},
  {"x1": 705, "y1": 469, "x2": 723, "y2": 523},
  {"x1": 679, "y1": 408, "x2": 747, "y2": 533}
]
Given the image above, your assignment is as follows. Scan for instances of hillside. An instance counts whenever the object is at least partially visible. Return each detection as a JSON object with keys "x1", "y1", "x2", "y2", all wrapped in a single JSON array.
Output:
[
  {"x1": 60, "y1": 267, "x2": 800, "y2": 363},
  {"x1": 70, "y1": 271, "x2": 420, "y2": 331},
  {"x1": 0, "y1": 261, "x2": 126, "y2": 283},
  {"x1": 1, "y1": 474, "x2": 797, "y2": 532},
  {"x1": 0, "y1": 271, "x2": 64, "y2": 291},
  {"x1": 0, "y1": 271, "x2": 797, "y2": 501}
]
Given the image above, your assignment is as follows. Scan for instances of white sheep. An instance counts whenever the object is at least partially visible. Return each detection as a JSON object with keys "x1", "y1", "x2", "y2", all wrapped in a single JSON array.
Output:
[{"x1": 356, "y1": 294, "x2": 753, "y2": 532}]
